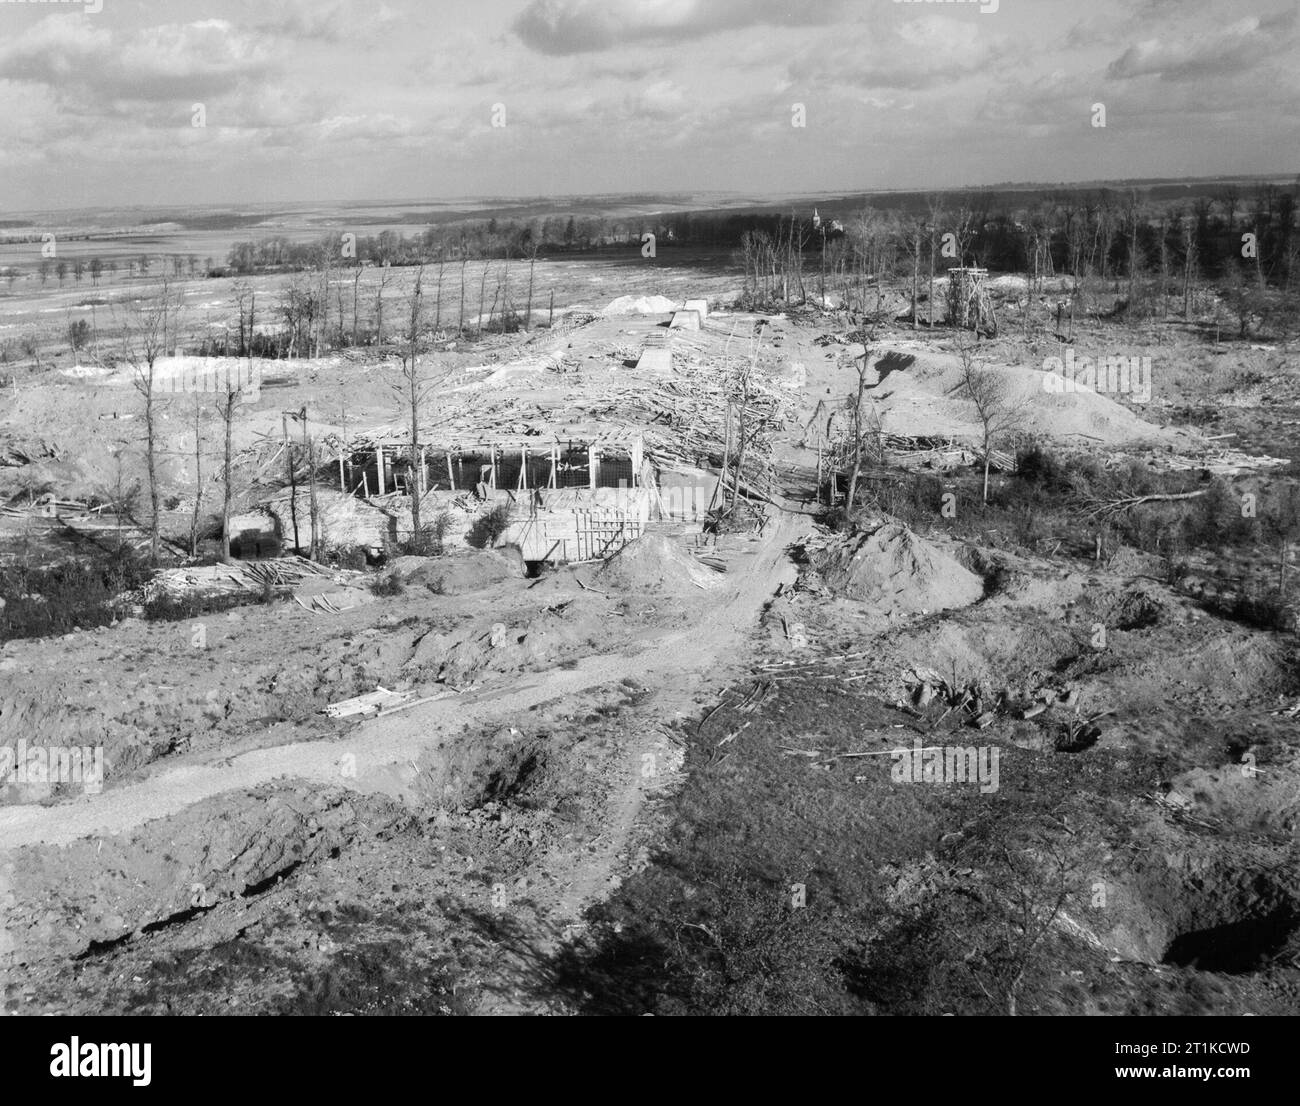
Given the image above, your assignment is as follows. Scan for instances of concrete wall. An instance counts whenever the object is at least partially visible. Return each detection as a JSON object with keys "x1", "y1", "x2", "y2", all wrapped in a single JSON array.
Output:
[{"x1": 500, "y1": 487, "x2": 652, "y2": 561}]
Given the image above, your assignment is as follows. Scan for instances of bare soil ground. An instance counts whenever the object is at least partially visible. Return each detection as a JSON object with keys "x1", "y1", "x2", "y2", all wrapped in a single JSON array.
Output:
[{"x1": 2, "y1": 266, "x2": 1299, "y2": 1016}]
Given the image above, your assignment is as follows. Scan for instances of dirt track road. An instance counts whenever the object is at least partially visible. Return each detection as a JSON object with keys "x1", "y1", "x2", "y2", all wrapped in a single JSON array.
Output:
[{"x1": 0, "y1": 513, "x2": 804, "y2": 852}]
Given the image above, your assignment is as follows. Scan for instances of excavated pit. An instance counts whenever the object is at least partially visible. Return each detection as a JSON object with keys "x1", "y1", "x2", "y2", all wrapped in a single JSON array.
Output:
[
  {"x1": 1104, "y1": 856, "x2": 1300, "y2": 975},
  {"x1": 1162, "y1": 905, "x2": 1297, "y2": 973}
]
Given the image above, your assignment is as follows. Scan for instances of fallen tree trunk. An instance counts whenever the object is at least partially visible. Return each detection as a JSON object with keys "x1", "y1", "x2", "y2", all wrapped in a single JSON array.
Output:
[{"x1": 1085, "y1": 489, "x2": 1208, "y2": 519}]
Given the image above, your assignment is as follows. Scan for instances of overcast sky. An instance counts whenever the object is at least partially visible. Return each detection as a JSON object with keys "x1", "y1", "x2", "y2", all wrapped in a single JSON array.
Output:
[{"x1": 0, "y1": 0, "x2": 1295, "y2": 211}]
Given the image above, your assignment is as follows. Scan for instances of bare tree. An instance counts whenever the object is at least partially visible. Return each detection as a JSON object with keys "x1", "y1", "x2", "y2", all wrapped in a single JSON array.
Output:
[
  {"x1": 351, "y1": 266, "x2": 363, "y2": 347},
  {"x1": 279, "y1": 277, "x2": 321, "y2": 359},
  {"x1": 232, "y1": 280, "x2": 254, "y2": 357},
  {"x1": 306, "y1": 426, "x2": 321, "y2": 561},
  {"x1": 956, "y1": 335, "x2": 1022, "y2": 504},
  {"x1": 373, "y1": 267, "x2": 394, "y2": 346},
  {"x1": 948, "y1": 202, "x2": 979, "y2": 270},
  {"x1": 1264, "y1": 483, "x2": 1300, "y2": 591},
  {"x1": 926, "y1": 196, "x2": 946, "y2": 328},
  {"x1": 189, "y1": 396, "x2": 205, "y2": 557},
  {"x1": 1124, "y1": 190, "x2": 1143, "y2": 313},
  {"x1": 390, "y1": 267, "x2": 440, "y2": 547},
  {"x1": 433, "y1": 249, "x2": 445, "y2": 333},
  {"x1": 901, "y1": 217, "x2": 927, "y2": 330},
  {"x1": 1181, "y1": 214, "x2": 1199, "y2": 320},
  {"x1": 216, "y1": 385, "x2": 241, "y2": 562},
  {"x1": 1217, "y1": 184, "x2": 1240, "y2": 234},
  {"x1": 458, "y1": 238, "x2": 468, "y2": 338},
  {"x1": 477, "y1": 258, "x2": 491, "y2": 337},
  {"x1": 967, "y1": 839, "x2": 1081, "y2": 1017},
  {"x1": 844, "y1": 327, "x2": 881, "y2": 513},
  {"x1": 314, "y1": 244, "x2": 332, "y2": 357},
  {"x1": 121, "y1": 280, "x2": 178, "y2": 563},
  {"x1": 523, "y1": 239, "x2": 540, "y2": 331},
  {"x1": 501, "y1": 246, "x2": 512, "y2": 329}
]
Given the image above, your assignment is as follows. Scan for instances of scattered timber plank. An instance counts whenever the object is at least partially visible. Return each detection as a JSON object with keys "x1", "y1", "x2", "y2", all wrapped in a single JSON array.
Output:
[{"x1": 323, "y1": 686, "x2": 412, "y2": 719}]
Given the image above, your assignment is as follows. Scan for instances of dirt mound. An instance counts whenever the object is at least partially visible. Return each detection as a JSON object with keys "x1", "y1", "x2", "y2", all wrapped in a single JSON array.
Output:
[
  {"x1": 594, "y1": 534, "x2": 721, "y2": 593},
  {"x1": 860, "y1": 343, "x2": 1200, "y2": 449},
  {"x1": 600, "y1": 294, "x2": 677, "y2": 317},
  {"x1": 390, "y1": 547, "x2": 525, "y2": 596},
  {"x1": 1, "y1": 785, "x2": 408, "y2": 968},
  {"x1": 291, "y1": 576, "x2": 376, "y2": 613},
  {"x1": 811, "y1": 519, "x2": 983, "y2": 614}
]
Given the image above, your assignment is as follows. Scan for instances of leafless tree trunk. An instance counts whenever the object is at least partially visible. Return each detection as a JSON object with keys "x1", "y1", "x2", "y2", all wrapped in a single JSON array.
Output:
[
  {"x1": 501, "y1": 249, "x2": 511, "y2": 328},
  {"x1": 524, "y1": 243, "x2": 539, "y2": 331},
  {"x1": 122, "y1": 280, "x2": 176, "y2": 564},
  {"x1": 1182, "y1": 216, "x2": 1198, "y2": 319},
  {"x1": 189, "y1": 397, "x2": 204, "y2": 557},
  {"x1": 306, "y1": 429, "x2": 320, "y2": 561},
  {"x1": 908, "y1": 222, "x2": 922, "y2": 330},
  {"x1": 926, "y1": 196, "x2": 945, "y2": 329},
  {"x1": 233, "y1": 280, "x2": 251, "y2": 357},
  {"x1": 458, "y1": 255, "x2": 467, "y2": 338},
  {"x1": 352, "y1": 268, "x2": 362, "y2": 347},
  {"x1": 374, "y1": 269, "x2": 394, "y2": 347},
  {"x1": 488, "y1": 271, "x2": 502, "y2": 332},
  {"x1": 217, "y1": 387, "x2": 239, "y2": 562},
  {"x1": 846, "y1": 351, "x2": 868, "y2": 513},
  {"x1": 393, "y1": 267, "x2": 432, "y2": 542},
  {"x1": 1126, "y1": 190, "x2": 1141, "y2": 312},
  {"x1": 434, "y1": 250, "x2": 445, "y2": 333},
  {"x1": 956, "y1": 335, "x2": 1023, "y2": 504}
]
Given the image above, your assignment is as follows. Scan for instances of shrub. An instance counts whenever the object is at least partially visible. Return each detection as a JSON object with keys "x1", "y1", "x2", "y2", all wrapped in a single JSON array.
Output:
[
  {"x1": 142, "y1": 590, "x2": 250, "y2": 622},
  {"x1": 1228, "y1": 588, "x2": 1296, "y2": 633},
  {"x1": 370, "y1": 572, "x2": 405, "y2": 598},
  {"x1": 0, "y1": 548, "x2": 153, "y2": 641},
  {"x1": 329, "y1": 546, "x2": 368, "y2": 571},
  {"x1": 467, "y1": 503, "x2": 512, "y2": 549},
  {"x1": 401, "y1": 510, "x2": 451, "y2": 556},
  {"x1": 552, "y1": 863, "x2": 867, "y2": 1016},
  {"x1": 68, "y1": 318, "x2": 91, "y2": 352}
]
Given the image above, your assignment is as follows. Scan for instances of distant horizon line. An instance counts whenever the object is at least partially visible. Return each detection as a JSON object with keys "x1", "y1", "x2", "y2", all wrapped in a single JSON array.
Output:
[{"x1": 5, "y1": 170, "x2": 1296, "y2": 220}]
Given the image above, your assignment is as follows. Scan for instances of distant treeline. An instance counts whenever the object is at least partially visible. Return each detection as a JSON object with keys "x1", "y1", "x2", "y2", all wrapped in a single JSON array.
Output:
[
  {"x1": 224, "y1": 210, "x2": 801, "y2": 271},
  {"x1": 224, "y1": 182, "x2": 1300, "y2": 291}
]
